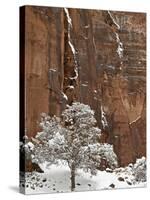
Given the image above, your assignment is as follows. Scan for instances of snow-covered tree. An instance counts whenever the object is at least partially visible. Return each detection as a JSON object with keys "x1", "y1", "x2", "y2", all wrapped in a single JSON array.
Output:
[
  {"x1": 114, "y1": 156, "x2": 146, "y2": 185},
  {"x1": 33, "y1": 102, "x2": 118, "y2": 191},
  {"x1": 20, "y1": 135, "x2": 35, "y2": 161},
  {"x1": 32, "y1": 114, "x2": 62, "y2": 164},
  {"x1": 133, "y1": 157, "x2": 146, "y2": 183}
]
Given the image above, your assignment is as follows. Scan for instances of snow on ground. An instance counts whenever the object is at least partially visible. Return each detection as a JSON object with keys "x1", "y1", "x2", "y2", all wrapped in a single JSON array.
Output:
[{"x1": 20, "y1": 164, "x2": 146, "y2": 194}]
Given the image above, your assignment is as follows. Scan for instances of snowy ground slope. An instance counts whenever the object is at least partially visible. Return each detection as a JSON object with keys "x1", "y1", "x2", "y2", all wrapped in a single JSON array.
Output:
[{"x1": 21, "y1": 164, "x2": 146, "y2": 194}]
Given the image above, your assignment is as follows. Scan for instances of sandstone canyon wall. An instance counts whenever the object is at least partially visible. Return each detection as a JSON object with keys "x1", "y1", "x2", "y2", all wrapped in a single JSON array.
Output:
[{"x1": 22, "y1": 6, "x2": 146, "y2": 167}]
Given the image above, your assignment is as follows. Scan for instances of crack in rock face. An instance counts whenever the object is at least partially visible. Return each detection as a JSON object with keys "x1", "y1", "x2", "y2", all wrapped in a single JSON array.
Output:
[
  {"x1": 64, "y1": 8, "x2": 79, "y2": 80},
  {"x1": 108, "y1": 11, "x2": 124, "y2": 64}
]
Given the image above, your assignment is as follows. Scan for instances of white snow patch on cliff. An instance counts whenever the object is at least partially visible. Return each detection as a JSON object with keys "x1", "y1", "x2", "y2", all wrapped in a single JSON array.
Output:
[
  {"x1": 115, "y1": 33, "x2": 124, "y2": 58},
  {"x1": 64, "y1": 8, "x2": 72, "y2": 27},
  {"x1": 101, "y1": 106, "x2": 108, "y2": 128},
  {"x1": 108, "y1": 11, "x2": 120, "y2": 30},
  {"x1": 64, "y1": 8, "x2": 79, "y2": 80},
  {"x1": 61, "y1": 92, "x2": 68, "y2": 101}
]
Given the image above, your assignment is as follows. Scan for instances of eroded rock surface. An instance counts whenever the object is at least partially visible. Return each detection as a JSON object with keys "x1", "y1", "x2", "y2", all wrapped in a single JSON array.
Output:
[{"x1": 23, "y1": 6, "x2": 146, "y2": 166}]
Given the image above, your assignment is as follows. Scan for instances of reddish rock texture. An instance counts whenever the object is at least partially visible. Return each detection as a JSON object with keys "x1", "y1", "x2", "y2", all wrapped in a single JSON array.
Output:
[{"x1": 21, "y1": 6, "x2": 146, "y2": 167}]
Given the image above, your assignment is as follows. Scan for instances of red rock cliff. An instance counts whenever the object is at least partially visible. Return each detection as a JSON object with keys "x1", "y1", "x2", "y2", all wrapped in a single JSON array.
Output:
[{"x1": 23, "y1": 6, "x2": 146, "y2": 166}]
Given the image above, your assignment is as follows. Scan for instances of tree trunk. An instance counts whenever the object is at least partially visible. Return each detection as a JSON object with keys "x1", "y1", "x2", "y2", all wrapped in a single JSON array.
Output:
[{"x1": 70, "y1": 163, "x2": 75, "y2": 191}]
